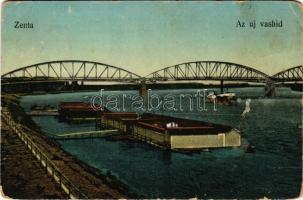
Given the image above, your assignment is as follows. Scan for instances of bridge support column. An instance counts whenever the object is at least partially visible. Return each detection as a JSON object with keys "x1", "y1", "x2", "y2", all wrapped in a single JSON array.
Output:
[
  {"x1": 71, "y1": 81, "x2": 78, "y2": 86},
  {"x1": 265, "y1": 82, "x2": 276, "y2": 97},
  {"x1": 139, "y1": 79, "x2": 147, "y2": 97},
  {"x1": 220, "y1": 80, "x2": 224, "y2": 94}
]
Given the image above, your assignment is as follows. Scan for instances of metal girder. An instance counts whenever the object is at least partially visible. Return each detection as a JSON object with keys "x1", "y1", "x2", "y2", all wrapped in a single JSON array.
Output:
[
  {"x1": 146, "y1": 61, "x2": 270, "y2": 82},
  {"x1": 2, "y1": 60, "x2": 141, "y2": 82},
  {"x1": 272, "y1": 65, "x2": 303, "y2": 82},
  {"x1": 2, "y1": 60, "x2": 302, "y2": 84}
]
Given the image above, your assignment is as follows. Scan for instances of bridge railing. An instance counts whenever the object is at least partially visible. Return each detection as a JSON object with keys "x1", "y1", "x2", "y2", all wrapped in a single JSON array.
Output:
[{"x1": 1, "y1": 110, "x2": 88, "y2": 199}]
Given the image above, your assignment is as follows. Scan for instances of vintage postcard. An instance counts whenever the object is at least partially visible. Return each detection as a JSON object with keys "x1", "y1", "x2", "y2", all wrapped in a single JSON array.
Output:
[{"x1": 1, "y1": 1, "x2": 302, "y2": 199}]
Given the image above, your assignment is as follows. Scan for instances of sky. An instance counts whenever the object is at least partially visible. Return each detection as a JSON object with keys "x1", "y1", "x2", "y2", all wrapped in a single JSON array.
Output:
[{"x1": 1, "y1": 1, "x2": 302, "y2": 76}]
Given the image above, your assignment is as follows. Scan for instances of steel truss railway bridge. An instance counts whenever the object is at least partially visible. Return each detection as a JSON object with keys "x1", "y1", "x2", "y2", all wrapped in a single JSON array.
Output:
[{"x1": 2, "y1": 60, "x2": 302, "y2": 97}]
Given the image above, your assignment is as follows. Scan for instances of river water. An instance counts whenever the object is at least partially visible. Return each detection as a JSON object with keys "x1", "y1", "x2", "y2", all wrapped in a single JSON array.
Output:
[{"x1": 20, "y1": 87, "x2": 302, "y2": 198}]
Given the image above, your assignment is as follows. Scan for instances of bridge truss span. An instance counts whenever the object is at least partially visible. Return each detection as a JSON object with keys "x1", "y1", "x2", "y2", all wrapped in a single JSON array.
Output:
[
  {"x1": 145, "y1": 61, "x2": 270, "y2": 83},
  {"x1": 272, "y1": 65, "x2": 303, "y2": 82},
  {"x1": 2, "y1": 60, "x2": 141, "y2": 82}
]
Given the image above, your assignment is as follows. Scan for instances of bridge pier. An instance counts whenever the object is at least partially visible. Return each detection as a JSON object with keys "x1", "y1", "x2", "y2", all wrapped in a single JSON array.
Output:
[
  {"x1": 265, "y1": 82, "x2": 276, "y2": 97},
  {"x1": 139, "y1": 79, "x2": 147, "y2": 97},
  {"x1": 220, "y1": 80, "x2": 224, "y2": 94}
]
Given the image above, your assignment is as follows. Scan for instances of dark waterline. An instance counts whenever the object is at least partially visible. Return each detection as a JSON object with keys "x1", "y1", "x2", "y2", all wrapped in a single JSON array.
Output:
[{"x1": 20, "y1": 87, "x2": 302, "y2": 198}]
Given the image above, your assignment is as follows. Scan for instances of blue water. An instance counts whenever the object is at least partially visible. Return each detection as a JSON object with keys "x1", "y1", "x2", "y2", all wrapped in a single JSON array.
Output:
[{"x1": 20, "y1": 87, "x2": 302, "y2": 198}]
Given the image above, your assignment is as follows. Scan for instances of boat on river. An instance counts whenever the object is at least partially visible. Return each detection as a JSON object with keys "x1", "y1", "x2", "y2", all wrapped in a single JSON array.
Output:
[
  {"x1": 58, "y1": 102, "x2": 109, "y2": 122},
  {"x1": 101, "y1": 112, "x2": 241, "y2": 150},
  {"x1": 31, "y1": 104, "x2": 56, "y2": 112},
  {"x1": 27, "y1": 104, "x2": 59, "y2": 116},
  {"x1": 207, "y1": 91, "x2": 237, "y2": 105}
]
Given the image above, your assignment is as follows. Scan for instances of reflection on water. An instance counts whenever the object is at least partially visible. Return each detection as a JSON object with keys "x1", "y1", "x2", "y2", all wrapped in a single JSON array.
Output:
[{"x1": 20, "y1": 87, "x2": 302, "y2": 198}]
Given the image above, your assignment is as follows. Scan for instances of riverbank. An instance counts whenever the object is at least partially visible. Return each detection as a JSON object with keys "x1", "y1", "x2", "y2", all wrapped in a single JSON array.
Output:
[
  {"x1": 2, "y1": 81, "x2": 265, "y2": 94},
  {"x1": 1, "y1": 120, "x2": 68, "y2": 199},
  {"x1": 1, "y1": 93, "x2": 138, "y2": 198}
]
